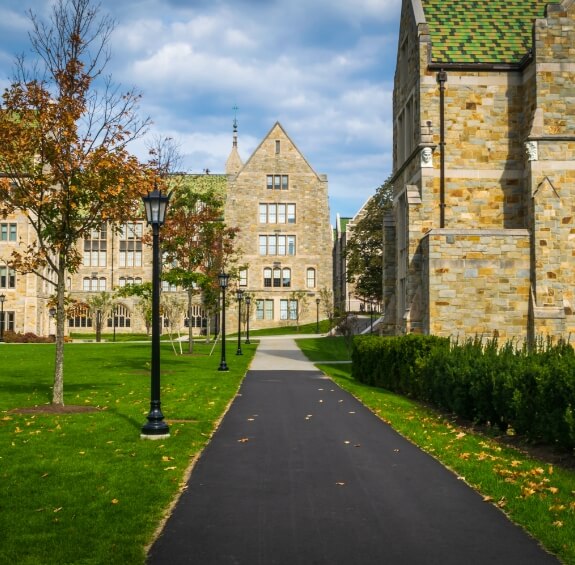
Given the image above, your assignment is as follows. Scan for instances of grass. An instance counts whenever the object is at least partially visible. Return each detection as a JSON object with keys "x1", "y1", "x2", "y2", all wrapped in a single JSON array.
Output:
[
  {"x1": 244, "y1": 318, "x2": 332, "y2": 337},
  {"x1": 0, "y1": 341, "x2": 256, "y2": 565},
  {"x1": 297, "y1": 337, "x2": 575, "y2": 565}
]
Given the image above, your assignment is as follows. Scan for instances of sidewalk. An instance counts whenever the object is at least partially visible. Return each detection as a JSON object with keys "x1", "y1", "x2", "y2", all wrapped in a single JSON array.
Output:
[{"x1": 147, "y1": 337, "x2": 558, "y2": 565}]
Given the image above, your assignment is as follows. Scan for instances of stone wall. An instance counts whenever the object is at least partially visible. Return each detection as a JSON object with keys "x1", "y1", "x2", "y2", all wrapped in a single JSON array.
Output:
[{"x1": 423, "y1": 229, "x2": 531, "y2": 340}]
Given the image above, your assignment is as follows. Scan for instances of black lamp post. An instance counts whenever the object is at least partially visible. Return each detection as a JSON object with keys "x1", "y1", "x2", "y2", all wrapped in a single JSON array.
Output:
[
  {"x1": 0, "y1": 294, "x2": 5, "y2": 343},
  {"x1": 236, "y1": 289, "x2": 244, "y2": 355},
  {"x1": 141, "y1": 187, "x2": 171, "y2": 439},
  {"x1": 244, "y1": 295, "x2": 251, "y2": 345},
  {"x1": 49, "y1": 307, "x2": 56, "y2": 340},
  {"x1": 370, "y1": 302, "x2": 374, "y2": 334},
  {"x1": 316, "y1": 297, "x2": 320, "y2": 334},
  {"x1": 218, "y1": 272, "x2": 229, "y2": 371}
]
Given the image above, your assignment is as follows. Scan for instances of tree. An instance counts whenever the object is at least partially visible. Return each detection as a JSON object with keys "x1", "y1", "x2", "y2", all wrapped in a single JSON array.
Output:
[
  {"x1": 161, "y1": 293, "x2": 186, "y2": 355},
  {"x1": 85, "y1": 291, "x2": 115, "y2": 342},
  {"x1": 288, "y1": 290, "x2": 309, "y2": 332},
  {"x1": 345, "y1": 176, "x2": 393, "y2": 305},
  {"x1": 0, "y1": 0, "x2": 153, "y2": 405},
  {"x1": 116, "y1": 282, "x2": 153, "y2": 335},
  {"x1": 318, "y1": 287, "x2": 336, "y2": 331},
  {"x1": 162, "y1": 175, "x2": 240, "y2": 353}
]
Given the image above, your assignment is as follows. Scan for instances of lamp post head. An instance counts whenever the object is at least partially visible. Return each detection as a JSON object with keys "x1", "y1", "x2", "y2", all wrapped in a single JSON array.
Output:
[
  {"x1": 49, "y1": 307, "x2": 56, "y2": 317},
  {"x1": 236, "y1": 289, "x2": 244, "y2": 301},
  {"x1": 142, "y1": 188, "x2": 171, "y2": 226},
  {"x1": 0, "y1": 294, "x2": 5, "y2": 304},
  {"x1": 218, "y1": 272, "x2": 229, "y2": 289},
  {"x1": 316, "y1": 298, "x2": 320, "y2": 305},
  {"x1": 245, "y1": 295, "x2": 251, "y2": 306}
]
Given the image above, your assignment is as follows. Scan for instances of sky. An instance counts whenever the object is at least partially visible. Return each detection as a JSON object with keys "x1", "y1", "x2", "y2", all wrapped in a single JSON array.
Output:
[{"x1": 0, "y1": 0, "x2": 402, "y2": 224}]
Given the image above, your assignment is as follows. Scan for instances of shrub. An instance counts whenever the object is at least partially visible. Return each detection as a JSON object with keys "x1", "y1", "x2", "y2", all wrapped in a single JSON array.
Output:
[
  {"x1": 3, "y1": 331, "x2": 54, "y2": 344},
  {"x1": 352, "y1": 334, "x2": 575, "y2": 449}
]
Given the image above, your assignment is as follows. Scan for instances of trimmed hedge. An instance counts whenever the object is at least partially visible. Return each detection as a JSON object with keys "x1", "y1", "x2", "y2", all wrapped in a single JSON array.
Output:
[{"x1": 352, "y1": 335, "x2": 575, "y2": 449}]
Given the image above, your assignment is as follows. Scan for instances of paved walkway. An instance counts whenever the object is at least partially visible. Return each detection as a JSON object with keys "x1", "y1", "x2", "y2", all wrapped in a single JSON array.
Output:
[{"x1": 147, "y1": 337, "x2": 559, "y2": 565}]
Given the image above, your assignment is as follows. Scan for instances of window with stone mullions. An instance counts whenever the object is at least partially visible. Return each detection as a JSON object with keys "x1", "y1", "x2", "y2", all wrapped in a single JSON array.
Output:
[
  {"x1": 0, "y1": 223, "x2": 17, "y2": 241},
  {"x1": 258, "y1": 235, "x2": 296, "y2": 256},
  {"x1": 119, "y1": 222, "x2": 143, "y2": 267},
  {"x1": 259, "y1": 203, "x2": 296, "y2": 224},
  {"x1": 0, "y1": 266, "x2": 16, "y2": 288},
  {"x1": 83, "y1": 225, "x2": 107, "y2": 267},
  {"x1": 266, "y1": 175, "x2": 288, "y2": 190}
]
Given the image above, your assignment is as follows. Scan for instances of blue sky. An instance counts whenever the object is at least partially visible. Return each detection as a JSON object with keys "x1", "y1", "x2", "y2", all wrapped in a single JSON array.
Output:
[{"x1": 0, "y1": 0, "x2": 402, "y2": 223}]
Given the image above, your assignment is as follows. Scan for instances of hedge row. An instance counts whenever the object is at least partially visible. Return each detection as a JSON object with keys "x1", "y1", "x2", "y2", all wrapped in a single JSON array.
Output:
[{"x1": 351, "y1": 334, "x2": 575, "y2": 449}]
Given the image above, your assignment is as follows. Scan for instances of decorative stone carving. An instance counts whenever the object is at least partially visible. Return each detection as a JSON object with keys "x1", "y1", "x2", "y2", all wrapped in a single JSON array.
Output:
[
  {"x1": 421, "y1": 146, "x2": 433, "y2": 168},
  {"x1": 525, "y1": 141, "x2": 538, "y2": 161}
]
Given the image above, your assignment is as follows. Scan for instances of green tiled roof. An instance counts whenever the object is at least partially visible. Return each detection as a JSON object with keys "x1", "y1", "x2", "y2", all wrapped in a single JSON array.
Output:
[{"x1": 422, "y1": 0, "x2": 549, "y2": 64}]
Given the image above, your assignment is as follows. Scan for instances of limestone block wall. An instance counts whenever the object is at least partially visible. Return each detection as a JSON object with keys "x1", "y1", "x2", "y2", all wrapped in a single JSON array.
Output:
[
  {"x1": 533, "y1": 2, "x2": 575, "y2": 136},
  {"x1": 422, "y1": 229, "x2": 531, "y2": 341},
  {"x1": 419, "y1": 69, "x2": 527, "y2": 229}
]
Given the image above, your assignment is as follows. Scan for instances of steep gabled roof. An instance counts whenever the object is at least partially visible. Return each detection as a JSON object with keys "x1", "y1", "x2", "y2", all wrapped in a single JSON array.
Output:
[
  {"x1": 239, "y1": 122, "x2": 323, "y2": 180},
  {"x1": 419, "y1": 0, "x2": 549, "y2": 64}
]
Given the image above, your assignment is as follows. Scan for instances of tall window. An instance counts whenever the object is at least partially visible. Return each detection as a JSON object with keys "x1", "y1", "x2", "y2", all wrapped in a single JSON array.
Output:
[
  {"x1": 306, "y1": 268, "x2": 316, "y2": 288},
  {"x1": 259, "y1": 203, "x2": 296, "y2": 224},
  {"x1": 266, "y1": 175, "x2": 288, "y2": 190},
  {"x1": 83, "y1": 225, "x2": 107, "y2": 267},
  {"x1": 280, "y1": 299, "x2": 297, "y2": 320},
  {"x1": 0, "y1": 266, "x2": 16, "y2": 288},
  {"x1": 239, "y1": 269, "x2": 248, "y2": 287},
  {"x1": 256, "y1": 299, "x2": 274, "y2": 320},
  {"x1": 184, "y1": 304, "x2": 207, "y2": 329},
  {"x1": 0, "y1": 311, "x2": 15, "y2": 331},
  {"x1": 258, "y1": 235, "x2": 296, "y2": 256},
  {"x1": 119, "y1": 222, "x2": 143, "y2": 267},
  {"x1": 263, "y1": 267, "x2": 272, "y2": 287},
  {"x1": 107, "y1": 304, "x2": 131, "y2": 328},
  {"x1": 397, "y1": 192, "x2": 408, "y2": 318},
  {"x1": 0, "y1": 223, "x2": 17, "y2": 242},
  {"x1": 68, "y1": 304, "x2": 92, "y2": 328}
]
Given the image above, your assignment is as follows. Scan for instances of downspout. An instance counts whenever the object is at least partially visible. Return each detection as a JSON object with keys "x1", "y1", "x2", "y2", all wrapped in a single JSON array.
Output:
[{"x1": 437, "y1": 69, "x2": 447, "y2": 228}]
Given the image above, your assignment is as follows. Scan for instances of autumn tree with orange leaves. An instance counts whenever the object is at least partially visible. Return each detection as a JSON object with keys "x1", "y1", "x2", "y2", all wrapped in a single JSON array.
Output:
[
  {"x1": 162, "y1": 175, "x2": 240, "y2": 354},
  {"x1": 0, "y1": 0, "x2": 154, "y2": 405}
]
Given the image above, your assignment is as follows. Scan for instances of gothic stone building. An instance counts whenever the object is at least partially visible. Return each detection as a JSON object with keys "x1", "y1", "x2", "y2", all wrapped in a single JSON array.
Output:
[
  {"x1": 225, "y1": 122, "x2": 332, "y2": 329},
  {"x1": 1, "y1": 123, "x2": 332, "y2": 336},
  {"x1": 383, "y1": 0, "x2": 575, "y2": 342}
]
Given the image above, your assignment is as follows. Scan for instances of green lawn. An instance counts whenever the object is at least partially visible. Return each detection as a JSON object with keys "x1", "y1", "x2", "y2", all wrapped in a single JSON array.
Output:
[
  {"x1": 297, "y1": 337, "x2": 575, "y2": 565},
  {"x1": 243, "y1": 318, "x2": 332, "y2": 337},
  {"x1": 0, "y1": 341, "x2": 255, "y2": 565}
]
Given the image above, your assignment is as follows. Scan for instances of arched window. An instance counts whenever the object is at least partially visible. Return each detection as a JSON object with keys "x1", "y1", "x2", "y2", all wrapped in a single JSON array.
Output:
[
  {"x1": 282, "y1": 268, "x2": 291, "y2": 287},
  {"x1": 107, "y1": 304, "x2": 131, "y2": 328},
  {"x1": 68, "y1": 304, "x2": 92, "y2": 328},
  {"x1": 273, "y1": 268, "x2": 281, "y2": 287},
  {"x1": 306, "y1": 268, "x2": 316, "y2": 288},
  {"x1": 263, "y1": 268, "x2": 272, "y2": 287}
]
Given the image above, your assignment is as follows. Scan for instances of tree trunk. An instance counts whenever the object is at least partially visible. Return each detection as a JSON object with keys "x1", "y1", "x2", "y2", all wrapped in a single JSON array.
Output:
[{"x1": 52, "y1": 255, "x2": 66, "y2": 406}]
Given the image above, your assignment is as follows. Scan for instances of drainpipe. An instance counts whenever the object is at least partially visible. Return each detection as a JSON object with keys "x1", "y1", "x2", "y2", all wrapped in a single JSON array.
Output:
[{"x1": 437, "y1": 69, "x2": 447, "y2": 228}]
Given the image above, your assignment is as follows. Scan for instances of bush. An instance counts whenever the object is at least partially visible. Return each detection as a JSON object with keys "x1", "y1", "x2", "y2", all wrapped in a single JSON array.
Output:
[
  {"x1": 2, "y1": 331, "x2": 54, "y2": 344},
  {"x1": 352, "y1": 334, "x2": 575, "y2": 449}
]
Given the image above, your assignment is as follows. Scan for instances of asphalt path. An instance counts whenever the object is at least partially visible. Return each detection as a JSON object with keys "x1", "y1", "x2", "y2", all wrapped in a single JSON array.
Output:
[{"x1": 147, "y1": 338, "x2": 559, "y2": 565}]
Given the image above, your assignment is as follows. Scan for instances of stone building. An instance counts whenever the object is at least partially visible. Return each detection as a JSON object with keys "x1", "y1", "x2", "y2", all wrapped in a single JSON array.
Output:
[
  {"x1": 1, "y1": 122, "x2": 332, "y2": 336},
  {"x1": 0, "y1": 176, "x2": 220, "y2": 337},
  {"x1": 383, "y1": 0, "x2": 575, "y2": 342},
  {"x1": 224, "y1": 122, "x2": 332, "y2": 329}
]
